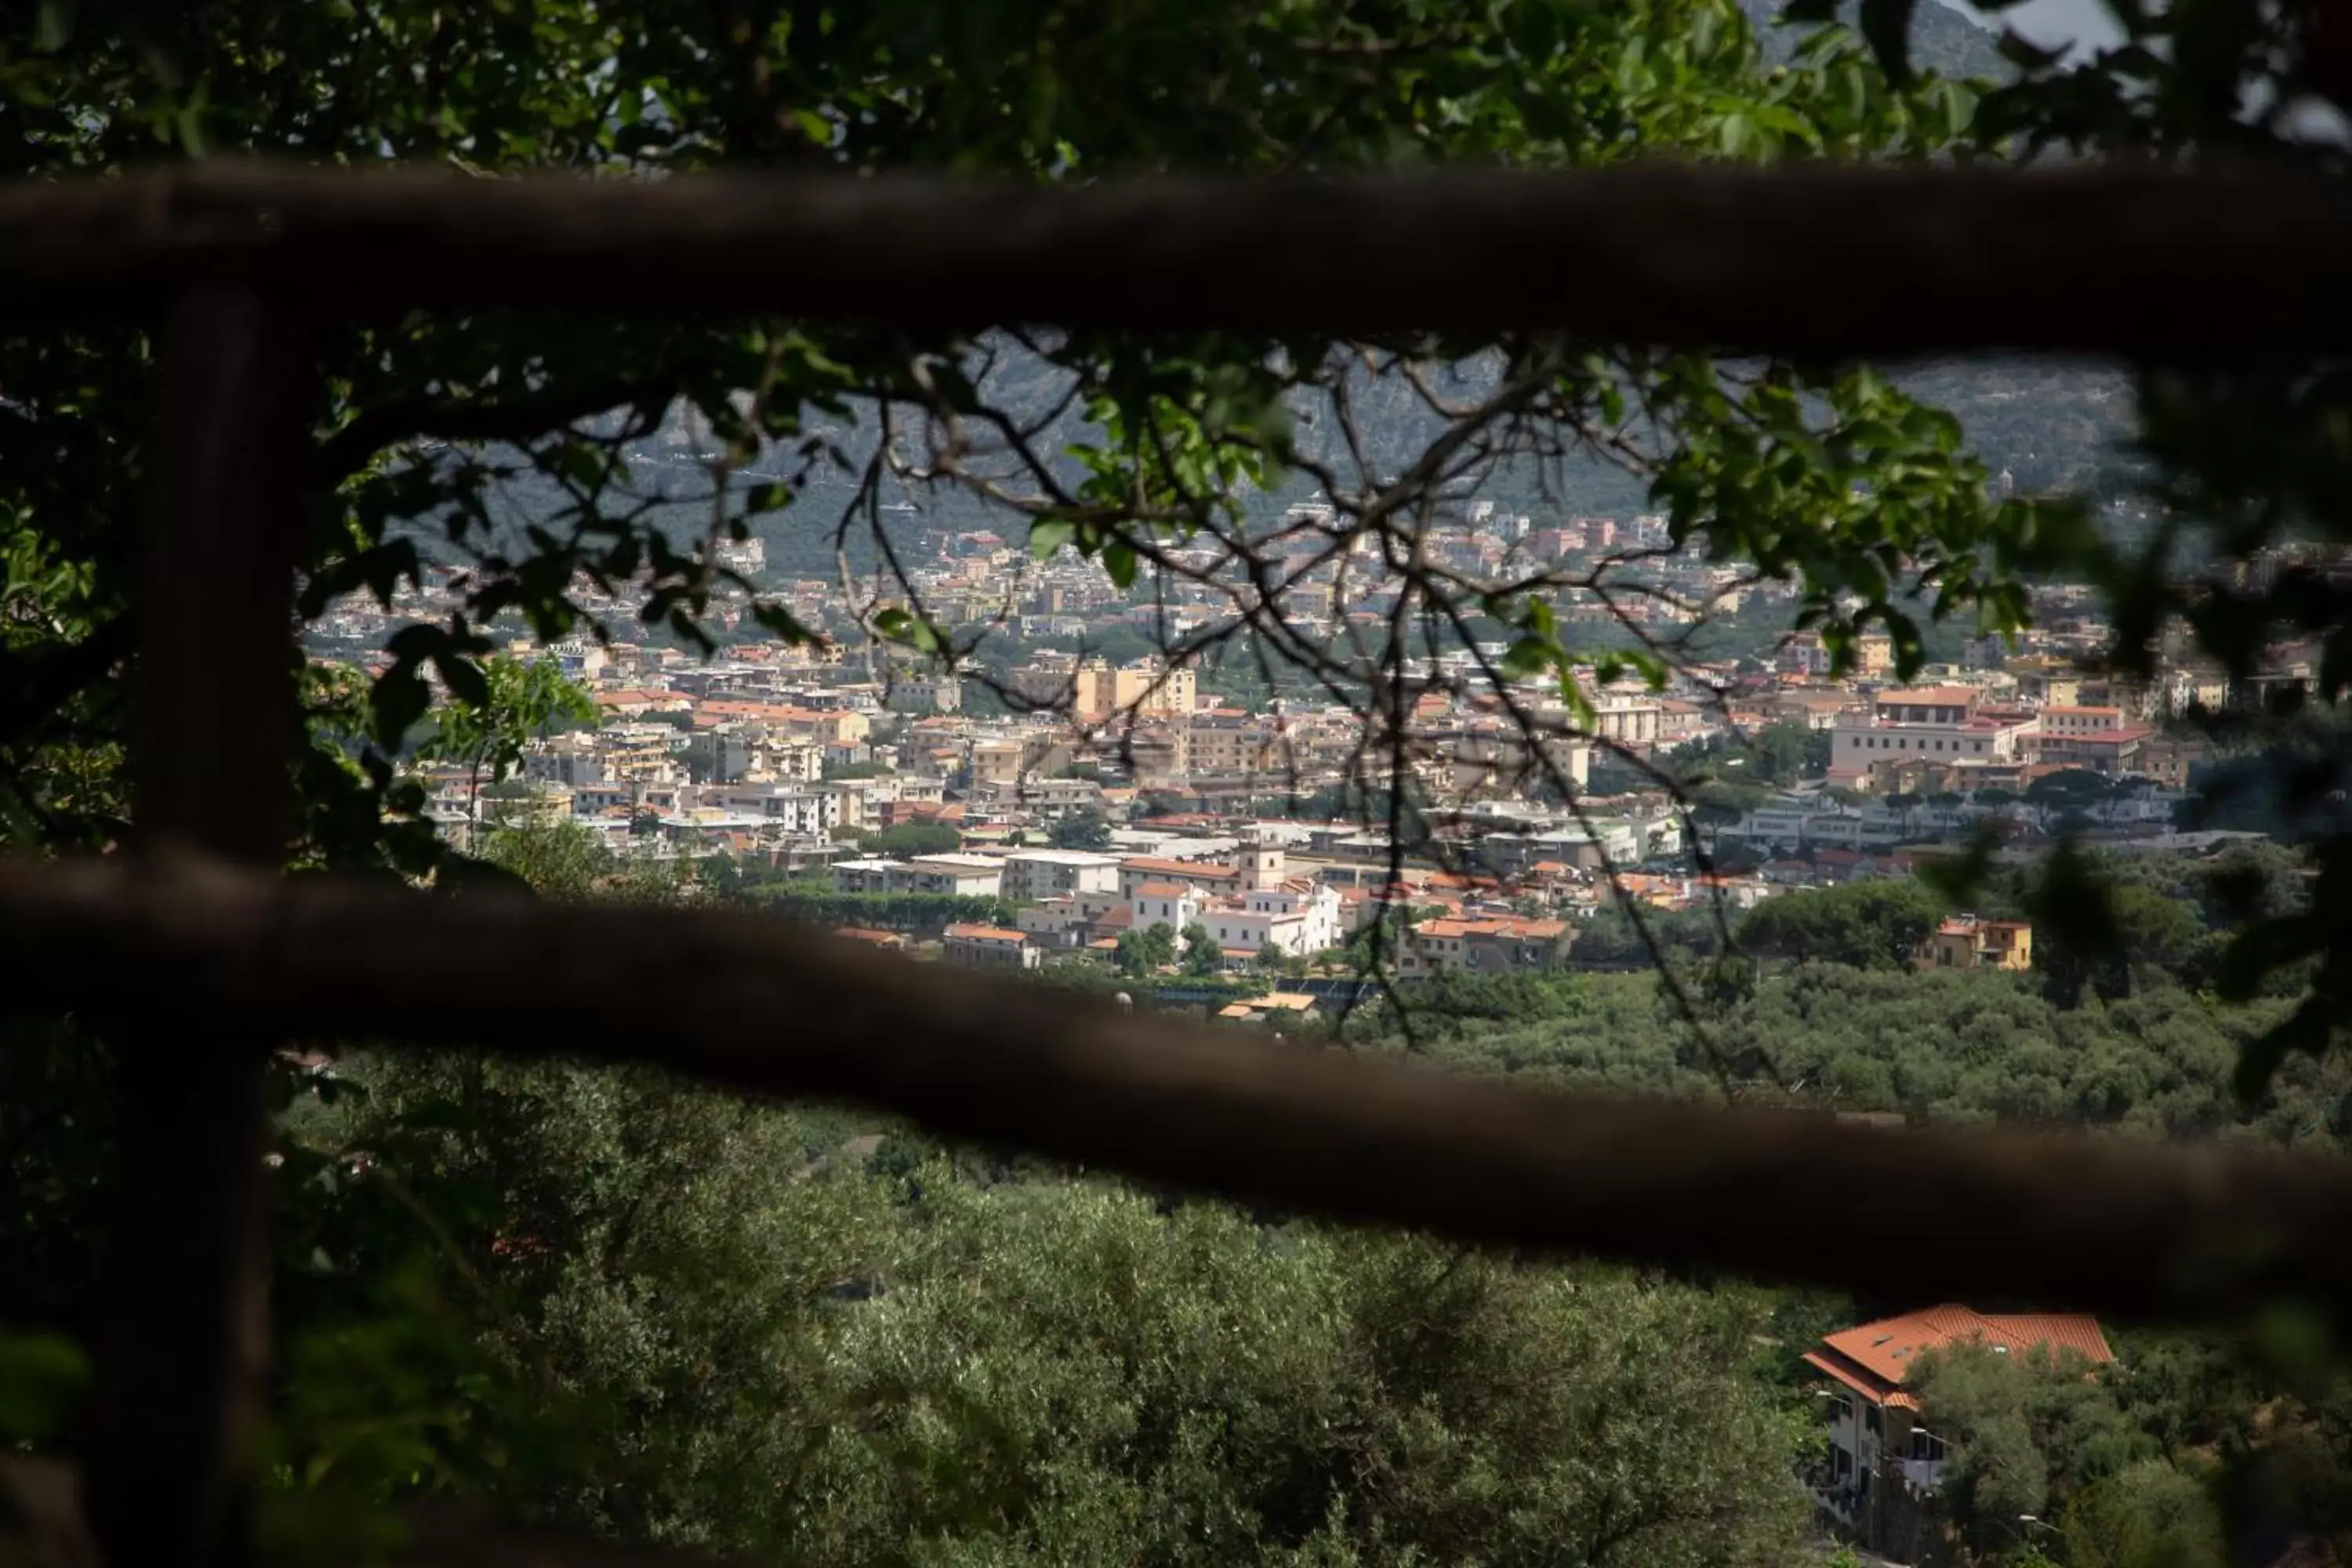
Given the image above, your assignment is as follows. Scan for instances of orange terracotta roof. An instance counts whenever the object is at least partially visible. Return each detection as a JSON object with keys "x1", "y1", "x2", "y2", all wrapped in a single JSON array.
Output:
[
  {"x1": 943, "y1": 923, "x2": 1026, "y2": 943},
  {"x1": 1880, "y1": 686, "x2": 1980, "y2": 707},
  {"x1": 1817, "y1": 1304, "x2": 2112, "y2": 1392},
  {"x1": 1134, "y1": 881, "x2": 1195, "y2": 898}
]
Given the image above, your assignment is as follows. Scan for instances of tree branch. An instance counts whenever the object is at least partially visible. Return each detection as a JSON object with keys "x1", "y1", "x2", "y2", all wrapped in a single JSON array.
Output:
[{"x1": 5, "y1": 852, "x2": 2351, "y2": 1330}]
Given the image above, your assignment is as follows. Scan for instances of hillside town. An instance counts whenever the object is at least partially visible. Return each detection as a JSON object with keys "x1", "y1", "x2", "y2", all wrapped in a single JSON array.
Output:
[{"x1": 308, "y1": 504, "x2": 2312, "y2": 989}]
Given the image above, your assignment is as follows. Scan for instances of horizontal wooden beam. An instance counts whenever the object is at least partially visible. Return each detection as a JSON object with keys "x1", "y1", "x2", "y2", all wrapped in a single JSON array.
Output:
[
  {"x1": 2, "y1": 160, "x2": 2349, "y2": 358},
  {"x1": 5, "y1": 852, "x2": 2349, "y2": 1327}
]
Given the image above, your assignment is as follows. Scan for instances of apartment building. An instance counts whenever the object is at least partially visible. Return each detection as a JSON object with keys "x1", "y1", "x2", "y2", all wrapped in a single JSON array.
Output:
[
  {"x1": 942, "y1": 923, "x2": 1037, "y2": 971},
  {"x1": 2031, "y1": 705, "x2": 2152, "y2": 775},
  {"x1": 1000, "y1": 848, "x2": 1122, "y2": 902},
  {"x1": 1828, "y1": 688, "x2": 2036, "y2": 789},
  {"x1": 1396, "y1": 916, "x2": 1574, "y2": 978}
]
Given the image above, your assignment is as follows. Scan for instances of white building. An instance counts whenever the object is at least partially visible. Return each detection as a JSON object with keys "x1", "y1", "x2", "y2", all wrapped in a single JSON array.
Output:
[
  {"x1": 700, "y1": 782, "x2": 841, "y2": 836},
  {"x1": 829, "y1": 852, "x2": 1004, "y2": 898},
  {"x1": 1198, "y1": 880, "x2": 1345, "y2": 958},
  {"x1": 1828, "y1": 687, "x2": 2036, "y2": 787},
  {"x1": 1131, "y1": 881, "x2": 1202, "y2": 931},
  {"x1": 901, "y1": 853, "x2": 1006, "y2": 898},
  {"x1": 1000, "y1": 848, "x2": 1123, "y2": 902}
]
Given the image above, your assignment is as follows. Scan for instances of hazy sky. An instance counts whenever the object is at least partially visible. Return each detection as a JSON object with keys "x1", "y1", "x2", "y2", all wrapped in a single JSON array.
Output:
[{"x1": 1939, "y1": 0, "x2": 2125, "y2": 56}]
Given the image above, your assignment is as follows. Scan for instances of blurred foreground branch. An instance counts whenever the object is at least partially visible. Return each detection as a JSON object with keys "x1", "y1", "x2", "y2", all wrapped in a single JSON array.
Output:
[
  {"x1": 2, "y1": 852, "x2": 2348, "y2": 1327},
  {"x1": 2, "y1": 160, "x2": 2349, "y2": 357}
]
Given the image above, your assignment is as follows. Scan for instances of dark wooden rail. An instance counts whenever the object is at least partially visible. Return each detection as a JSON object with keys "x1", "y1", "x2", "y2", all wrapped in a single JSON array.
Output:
[
  {"x1": 8, "y1": 852, "x2": 2352, "y2": 1331},
  {"x1": 0, "y1": 160, "x2": 2348, "y2": 355},
  {"x1": 4, "y1": 156, "x2": 2347, "y2": 1567}
]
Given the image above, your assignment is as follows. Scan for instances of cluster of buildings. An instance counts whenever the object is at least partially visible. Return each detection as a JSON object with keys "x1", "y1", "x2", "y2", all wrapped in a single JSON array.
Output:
[{"x1": 299, "y1": 506, "x2": 2325, "y2": 989}]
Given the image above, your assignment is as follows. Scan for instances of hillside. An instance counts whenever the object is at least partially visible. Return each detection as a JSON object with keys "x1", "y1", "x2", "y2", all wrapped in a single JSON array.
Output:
[{"x1": 586, "y1": 5, "x2": 2132, "y2": 582}]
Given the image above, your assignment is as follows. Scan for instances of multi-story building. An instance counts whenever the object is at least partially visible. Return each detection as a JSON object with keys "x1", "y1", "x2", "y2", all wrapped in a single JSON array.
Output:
[
  {"x1": 832, "y1": 853, "x2": 1005, "y2": 898},
  {"x1": 1196, "y1": 880, "x2": 1347, "y2": 960},
  {"x1": 1396, "y1": 916, "x2": 1575, "y2": 978},
  {"x1": 1912, "y1": 916, "x2": 2033, "y2": 973},
  {"x1": 1806, "y1": 1306, "x2": 2112, "y2": 1559},
  {"x1": 942, "y1": 923, "x2": 1037, "y2": 971},
  {"x1": 2037, "y1": 704, "x2": 2125, "y2": 738},
  {"x1": 2031, "y1": 705, "x2": 2152, "y2": 775},
  {"x1": 1588, "y1": 691, "x2": 1663, "y2": 752},
  {"x1": 970, "y1": 738, "x2": 1025, "y2": 789},
  {"x1": 1188, "y1": 710, "x2": 1283, "y2": 776},
  {"x1": 697, "y1": 782, "x2": 841, "y2": 837},
  {"x1": 1130, "y1": 881, "x2": 1202, "y2": 933},
  {"x1": 1000, "y1": 848, "x2": 1122, "y2": 902},
  {"x1": 902, "y1": 853, "x2": 1006, "y2": 898},
  {"x1": 1828, "y1": 688, "x2": 2037, "y2": 790},
  {"x1": 1118, "y1": 855, "x2": 1245, "y2": 902},
  {"x1": 1073, "y1": 658, "x2": 1197, "y2": 721}
]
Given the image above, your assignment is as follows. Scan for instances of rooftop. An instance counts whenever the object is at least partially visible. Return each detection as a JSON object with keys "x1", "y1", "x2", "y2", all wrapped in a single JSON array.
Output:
[
  {"x1": 1804, "y1": 1304, "x2": 2113, "y2": 1407},
  {"x1": 942, "y1": 924, "x2": 1026, "y2": 943}
]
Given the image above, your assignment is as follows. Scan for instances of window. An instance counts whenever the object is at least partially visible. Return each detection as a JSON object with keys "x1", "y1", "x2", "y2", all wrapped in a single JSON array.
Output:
[
  {"x1": 1833, "y1": 1446, "x2": 1854, "y2": 1481},
  {"x1": 1866, "y1": 1406, "x2": 1882, "y2": 1436},
  {"x1": 1910, "y1": 1430, "x2": 1947, "y2": 1463}
]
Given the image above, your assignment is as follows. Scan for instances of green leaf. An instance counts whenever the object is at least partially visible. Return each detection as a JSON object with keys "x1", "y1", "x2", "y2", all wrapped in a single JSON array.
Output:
[{"x1": 1029, "y1": 521, "x2": 1076, "y2": 559}]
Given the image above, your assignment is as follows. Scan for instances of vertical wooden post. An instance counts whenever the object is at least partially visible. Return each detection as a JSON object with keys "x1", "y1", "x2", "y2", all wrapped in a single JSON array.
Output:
[{"x1": 84, "y1": 285, "x2": 315, "y2": 1568}]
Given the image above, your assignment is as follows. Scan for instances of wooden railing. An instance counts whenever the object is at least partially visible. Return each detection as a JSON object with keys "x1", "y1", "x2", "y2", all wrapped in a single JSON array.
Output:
[{"x1": 3, "y1": 158, "x2": 2348, "y2": 1568}]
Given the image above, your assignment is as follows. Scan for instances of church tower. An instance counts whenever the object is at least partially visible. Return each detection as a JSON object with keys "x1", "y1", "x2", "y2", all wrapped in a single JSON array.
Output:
[{"x1": 1240, "y1": 825, "x2": 1284, "y2": 891}]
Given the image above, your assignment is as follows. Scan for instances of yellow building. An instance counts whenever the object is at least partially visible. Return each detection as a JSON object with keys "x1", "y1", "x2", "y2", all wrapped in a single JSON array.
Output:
[
  {"x1": 1075, "y1": 658, "x2": 1196, "y2": 720},
  {"x1": 1913, "y1": 916, "x2": 2032, "y2": 973}
]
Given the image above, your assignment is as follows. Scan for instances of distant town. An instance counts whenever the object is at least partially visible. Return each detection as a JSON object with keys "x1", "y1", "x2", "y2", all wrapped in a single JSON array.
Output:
[{"x1": 307, "y1": 498, "x2": 2325, "y2": 994}]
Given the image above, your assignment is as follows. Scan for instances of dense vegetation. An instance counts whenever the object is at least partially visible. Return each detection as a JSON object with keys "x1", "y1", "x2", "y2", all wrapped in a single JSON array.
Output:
[
  {"x1": 304, "y1": 1042, "x2": 1823, "y2": 1566},
  {"x1": 737, "y1": 878, "x2": 1020, "y2": 935}
]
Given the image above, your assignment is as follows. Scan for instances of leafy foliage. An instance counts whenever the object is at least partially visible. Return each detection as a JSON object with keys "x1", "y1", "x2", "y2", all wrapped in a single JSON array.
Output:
[{"x1": 743, "y1": 877, "x2": 1019, "y2": 935}]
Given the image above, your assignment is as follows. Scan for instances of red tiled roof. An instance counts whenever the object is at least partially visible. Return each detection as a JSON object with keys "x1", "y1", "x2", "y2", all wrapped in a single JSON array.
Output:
[{"x1": 1134, "y1": 881, "x2": 1194, "y2": 898}]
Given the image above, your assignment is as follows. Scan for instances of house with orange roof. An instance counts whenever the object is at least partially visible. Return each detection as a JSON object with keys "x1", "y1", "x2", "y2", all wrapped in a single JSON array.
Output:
[
  {"x1": 1806, "y1": 1304, "x2": 2112, "y2": 1552},
  {"x1": 941, "y1": 923, "x2": 1037, "y2": 971},
  {"x1": 1117, "y1": 855, "x2": 1243, "y2": 900},
  {"x1": 1396, "y1": 915, "x2": 1573, "y2": 978},
  {"x1": 1913, "y1": 914, "x2": 2032, "y2": 973}
]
